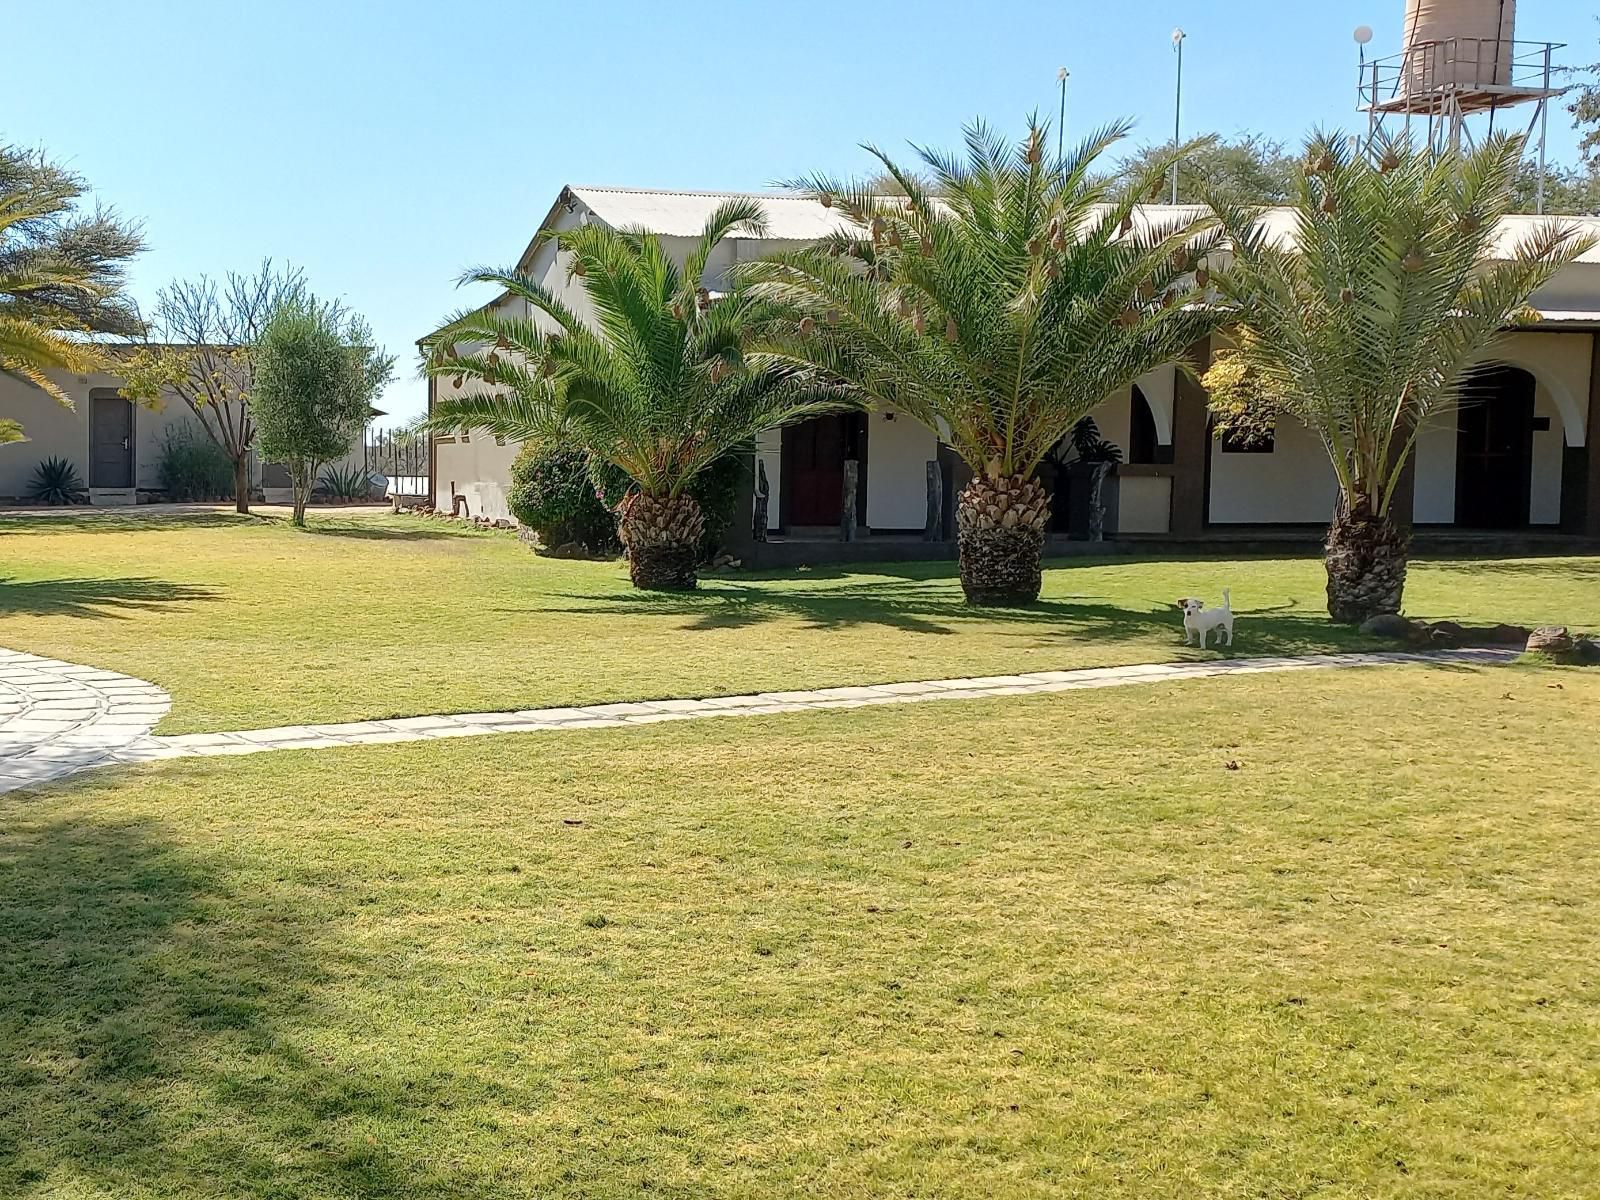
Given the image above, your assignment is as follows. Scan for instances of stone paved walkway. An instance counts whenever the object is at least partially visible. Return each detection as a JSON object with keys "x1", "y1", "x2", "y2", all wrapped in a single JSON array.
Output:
[
  {"x1": 0, "y1": 646, "x2": 1518, "y2": 795},
  {"x1": 0, "y1": 648, "x2": 171, "y2": 792}
]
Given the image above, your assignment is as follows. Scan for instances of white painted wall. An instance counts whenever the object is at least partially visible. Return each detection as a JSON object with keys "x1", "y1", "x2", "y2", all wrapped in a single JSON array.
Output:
[
  {"x1": 1208, "y1": 415, "x2": 1340, "y2": 524},
  {"x1": 1531, "y1": 385, "x2": 1564, "y2": 525},
  {"x1": 1413, "y1": 415, "x2": 1457, "y2": 523},
  {"x1": 0, "y1": 366, "x2": 243, "y2": 500},
  {"x1": 866, "y1": 408, "x2": 938, "y2": 530},
  {"x1": 1118, "y1": 475, "x2": 1172, "y2": 533}
]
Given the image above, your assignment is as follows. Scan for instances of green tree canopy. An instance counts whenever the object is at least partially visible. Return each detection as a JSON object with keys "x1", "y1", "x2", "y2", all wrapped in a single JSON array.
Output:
[
  {"x1": 1116, "y1": 133, "x2": 1298, "y2": 206},
  {"x1": 1, "y1": 144, "x2": 145, "y2": 444},
  {"x1": 253, "y1": 300, "x2": 393, "y2": 525}
]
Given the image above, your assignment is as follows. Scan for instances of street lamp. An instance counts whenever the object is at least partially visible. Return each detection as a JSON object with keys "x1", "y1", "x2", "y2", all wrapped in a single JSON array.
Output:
[
  {"x1": 1057, "y1": 67, "x2": 1070, "y2": 165},
  {"x1": 1171, "y1": 27, "x2": 1186, "y2": 204}
]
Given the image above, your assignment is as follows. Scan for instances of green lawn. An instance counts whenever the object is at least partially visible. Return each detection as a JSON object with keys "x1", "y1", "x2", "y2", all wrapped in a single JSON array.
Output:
[
  {"x1": 3, "y1": 662, "x2": 1597, "y2": 1197},
  {"x1": 1, "y1": 510, "x2": 1597, "y2": 732}
]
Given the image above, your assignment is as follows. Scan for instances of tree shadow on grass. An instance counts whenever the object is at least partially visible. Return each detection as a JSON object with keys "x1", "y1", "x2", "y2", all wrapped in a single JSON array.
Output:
[
  {"x1": 0, "y1": 512, "x2": 258, "y2": 536},
  {"x1": 530, "y1": 578, "x2": 1368, "y2": 656},
  {"x1": 0, "y1": 803, "x2": 499, "y2": 1198},
  {"x1": 0, "y1": 576, "x2": 220, "y2": 620},
  {"x1": 298, "y1": 519, "x2": 484, "y2": 543},
  {"x1": 1422, "y1": 558, "x2": 1600, "y2": 581}
]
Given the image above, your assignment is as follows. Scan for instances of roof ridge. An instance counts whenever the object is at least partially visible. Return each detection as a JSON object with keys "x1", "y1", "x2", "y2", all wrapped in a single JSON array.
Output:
[{"x1": 569, "y1": 184, "x2": 811, "y2": 200}]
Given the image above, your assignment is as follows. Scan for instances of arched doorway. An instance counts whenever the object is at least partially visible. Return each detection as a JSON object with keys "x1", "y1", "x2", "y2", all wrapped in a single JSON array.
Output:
[{"x1": 1456, "y1": 365, "x2": 1535, "y2": 529}]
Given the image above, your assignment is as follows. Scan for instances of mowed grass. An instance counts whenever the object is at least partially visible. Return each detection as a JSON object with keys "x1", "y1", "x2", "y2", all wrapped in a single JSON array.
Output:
[
  {"x1": 2, "y1": 662, "x2": 1598, "y2": 1197},
  {"x1": 1, "y1": 510, "x2": 1597, "y2": 732}
]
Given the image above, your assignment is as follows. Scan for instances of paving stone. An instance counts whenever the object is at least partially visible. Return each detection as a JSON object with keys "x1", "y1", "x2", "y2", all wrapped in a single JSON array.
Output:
[
  {"x1": 379, "y1": 715, "x2": 461, "y2": 731},
  {"x1": 577, "y1": 702, "x2": 661, "y2": 717}
]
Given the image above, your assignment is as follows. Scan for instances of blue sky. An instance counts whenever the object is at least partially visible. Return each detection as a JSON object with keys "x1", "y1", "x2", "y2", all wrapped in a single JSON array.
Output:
[{"x1": 8, "y1": 0, "x2": 1597, "y2": 420}]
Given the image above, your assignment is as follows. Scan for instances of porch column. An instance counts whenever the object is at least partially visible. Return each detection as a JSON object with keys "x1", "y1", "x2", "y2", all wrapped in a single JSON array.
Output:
[
  {"x1": 1168, "y1": 339, "x2": 1212, "y2": 536},
  {"x1": 1388, "y1": 428, "x2": 1416, "y2": 528},
  {"x1": 1586, "y1": 333, "x2": 1600, "y2": 537}
]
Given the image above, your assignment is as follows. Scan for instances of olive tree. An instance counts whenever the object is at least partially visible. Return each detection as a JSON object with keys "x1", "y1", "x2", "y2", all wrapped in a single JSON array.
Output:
[{"x1": 251, "y1": 301, "x2": 392, "y2": 526}]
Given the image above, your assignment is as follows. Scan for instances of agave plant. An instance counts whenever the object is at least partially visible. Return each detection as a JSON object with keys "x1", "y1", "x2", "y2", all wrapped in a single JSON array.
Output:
[
  {"x1": 742, "y1": 117, "x2": 1224, "y2": 604},
  {"x1": 1203, "y1": 131, "x2": 1593, "y2": 623},
  {"x1": 420, "y1": 198, "x2": 855, "y2": 589},
  {"x1": 26, "y1": 455, "x2": 85, "y2": 505},
  {"x1": 319, "y1": 462, "x2": 374, "y2": 501}
]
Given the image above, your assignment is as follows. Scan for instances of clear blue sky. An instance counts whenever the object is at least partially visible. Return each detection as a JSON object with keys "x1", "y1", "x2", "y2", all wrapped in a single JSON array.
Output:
[{"x1": 8, "y1": 0, "x2": 1596, "y2": 420}]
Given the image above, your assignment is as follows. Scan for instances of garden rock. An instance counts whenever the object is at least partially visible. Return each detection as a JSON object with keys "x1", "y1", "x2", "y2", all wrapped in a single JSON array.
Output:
[
  {"x1": 540, "y1": 541, "x2": 588, "y2": 560},
  {"x1": 1526, "y1": 626, "x2": 1574, "y2": 656},
  {"x1": 1573, "y1": 636, "x2": 1600, "y2": 666},
  {"x1": 1359, "y1": 613, "x2": 1415, "y2": 639},
  {"x1": 1423, "y1": 620, "x2": 1467, "y2": 648}
]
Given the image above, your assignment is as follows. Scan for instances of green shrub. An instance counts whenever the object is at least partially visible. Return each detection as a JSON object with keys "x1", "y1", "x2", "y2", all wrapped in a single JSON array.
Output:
[
  {"x1": 592, "y1": 452, "x2": 745, "y2": 563},
  {"x1": 507, "y1": 442, "x2": 619, "y2": 554},
  {"x1": 26, "y1": 456, "x2": 85, "y2": 504},
  {"x1": 157, "y1": 424, "x2": 234, "y2": 501}
]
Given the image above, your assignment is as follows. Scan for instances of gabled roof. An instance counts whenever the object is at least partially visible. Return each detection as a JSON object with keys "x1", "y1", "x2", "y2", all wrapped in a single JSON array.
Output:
[{"x1": 565, "y1": 186, "x2": 860, "y2": 241}]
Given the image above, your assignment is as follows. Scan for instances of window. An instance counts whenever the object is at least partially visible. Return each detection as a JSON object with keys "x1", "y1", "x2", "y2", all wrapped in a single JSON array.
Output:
[{"x1": 1218, "y1": 423, "x2": 1275, "y2": 454}]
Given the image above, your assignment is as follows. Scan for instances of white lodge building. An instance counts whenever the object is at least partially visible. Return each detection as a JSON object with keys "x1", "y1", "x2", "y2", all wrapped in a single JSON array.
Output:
[{"x1": 427, "y1": 186, "x2": 1600, "y2": 554}]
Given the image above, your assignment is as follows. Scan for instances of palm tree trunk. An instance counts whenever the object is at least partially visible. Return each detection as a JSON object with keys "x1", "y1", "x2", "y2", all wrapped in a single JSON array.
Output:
[
  {"x1": 620, "y1": 492, "x2": 705, "y2": 590},
  {"x1": 956, "y1": 472, "x2": 1050, "y2": 605},
  {"x1": 1325, "y1": 494, "x2": 1409, "y2": 624}
]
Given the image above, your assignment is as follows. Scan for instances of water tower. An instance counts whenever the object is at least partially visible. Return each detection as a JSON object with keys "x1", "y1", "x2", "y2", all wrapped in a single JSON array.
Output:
[{"x1": 1357, "y1": 0, "x2": 1563, "y2": 208}]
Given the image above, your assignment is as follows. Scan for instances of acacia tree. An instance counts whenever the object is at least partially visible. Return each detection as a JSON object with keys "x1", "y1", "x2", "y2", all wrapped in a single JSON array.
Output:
[
  {"x1": 743, "y1": 117, "x2": 1223, "y2": 605},
  {"x1": 1203, "y1": 131, "x2": 1593, "y2": 623},
  {"x1": 420, "y1": 198, "x2": 853, "y2": 590},
  {"x1": 251, "y1": 300, "x2": 393, "y2": 526},
  {"x1": 120, "y1": 261, "x2": 306, "y2": 512},
  {"x1": 1, "y1": 144, "x2": 145, "y2": 445}
]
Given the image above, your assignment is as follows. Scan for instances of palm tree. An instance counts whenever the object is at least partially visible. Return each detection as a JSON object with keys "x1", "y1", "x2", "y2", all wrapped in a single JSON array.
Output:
[
  {"x1": 1, "y1": 149, "x2": 144, "y2": 444},
  {"x1": 1202, "y1": 131, "x2": 1593, "y2": 624},
  {"x1": 741, "y1": 117, "x2": 1224, "y2": 605},
  {"x1": 421, "y1": 198, "x2": 853, "y2": 589}
]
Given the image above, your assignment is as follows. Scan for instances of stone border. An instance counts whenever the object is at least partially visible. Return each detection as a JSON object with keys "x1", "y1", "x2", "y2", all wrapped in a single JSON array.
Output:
[{"x1": 0, "y1": 647, "x2": 1518, "y2": 795}]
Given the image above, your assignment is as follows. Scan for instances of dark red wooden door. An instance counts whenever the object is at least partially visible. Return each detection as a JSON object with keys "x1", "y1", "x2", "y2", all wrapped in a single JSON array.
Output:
[{"x1": 785, "y1": 415, "x2": 847, "y2": 526}]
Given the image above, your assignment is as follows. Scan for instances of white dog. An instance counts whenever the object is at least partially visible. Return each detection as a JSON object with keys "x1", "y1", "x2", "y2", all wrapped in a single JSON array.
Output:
[{"x1": 1179, "y1": 589, "x2": 1234, "y2": 648}]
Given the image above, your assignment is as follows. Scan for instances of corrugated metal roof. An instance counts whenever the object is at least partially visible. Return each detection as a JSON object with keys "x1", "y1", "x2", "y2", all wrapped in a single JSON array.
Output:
[
  {"x1": 567, "y1": 186, "x2": 1600, "y2": 263},
  {"x1": 567, "y1": 186, "x2": 858, "y2": 241}
]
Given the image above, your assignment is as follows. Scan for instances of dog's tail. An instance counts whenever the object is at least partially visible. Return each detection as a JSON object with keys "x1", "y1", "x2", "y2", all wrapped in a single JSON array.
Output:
[{"x1": 1222, "y1": 588, "x2": 1231, "y2": 612}]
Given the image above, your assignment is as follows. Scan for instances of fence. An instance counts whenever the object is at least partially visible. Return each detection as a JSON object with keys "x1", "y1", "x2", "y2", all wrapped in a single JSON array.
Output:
[{"x1": 364, "y1": 427, "x2": 429, "y2": 497}]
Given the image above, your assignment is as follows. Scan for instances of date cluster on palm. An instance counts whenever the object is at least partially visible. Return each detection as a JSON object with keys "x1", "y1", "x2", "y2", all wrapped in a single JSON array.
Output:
[
  {"x1": 619, "y1": 492, "x2": 705, "y2": 591},
  {"x1": 956, "y1": 473, "x2": 1050, "y2": 606}
]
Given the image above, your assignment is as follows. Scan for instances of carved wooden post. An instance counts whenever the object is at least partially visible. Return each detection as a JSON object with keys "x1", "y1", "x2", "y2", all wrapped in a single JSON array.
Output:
[
  {"x1": 1087, "y1": 463, "x2": 1110, "y2": 542},
  {"x1": 753, "y1": 459, "x2": 770, "y2": 543},
  {"x1": 841, "y1": 459, "x2": 859, "y2": 542},
  {"x1": 924, "y1": 459, "x2": 943, "y2": 541}
]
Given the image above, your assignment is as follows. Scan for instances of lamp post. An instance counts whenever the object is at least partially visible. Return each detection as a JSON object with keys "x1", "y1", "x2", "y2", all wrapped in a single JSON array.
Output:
[
  {"x1": 1057, "y1": 67, "x2": 1069, "y2": 165},
  {"x1": 1171, "y1": 27, "x2": 1186, "y2": 204}
]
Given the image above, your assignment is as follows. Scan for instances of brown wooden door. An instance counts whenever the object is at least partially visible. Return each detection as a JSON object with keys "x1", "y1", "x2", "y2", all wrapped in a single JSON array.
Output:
[
  {"x1": 90, "y1": 393, "x2": 134, "y2": 488},
  {"x1": 1456, "y1": 367, "x2": 1534, "y2": 529},
  {"x1": 784, "y1": 415, "x2": 848, "y2": 526}
]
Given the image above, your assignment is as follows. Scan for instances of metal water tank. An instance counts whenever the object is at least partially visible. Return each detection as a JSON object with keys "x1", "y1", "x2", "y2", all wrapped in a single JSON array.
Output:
[{"x1": 1402, "y1": 0, "x2": 1516, "y2": 92}]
